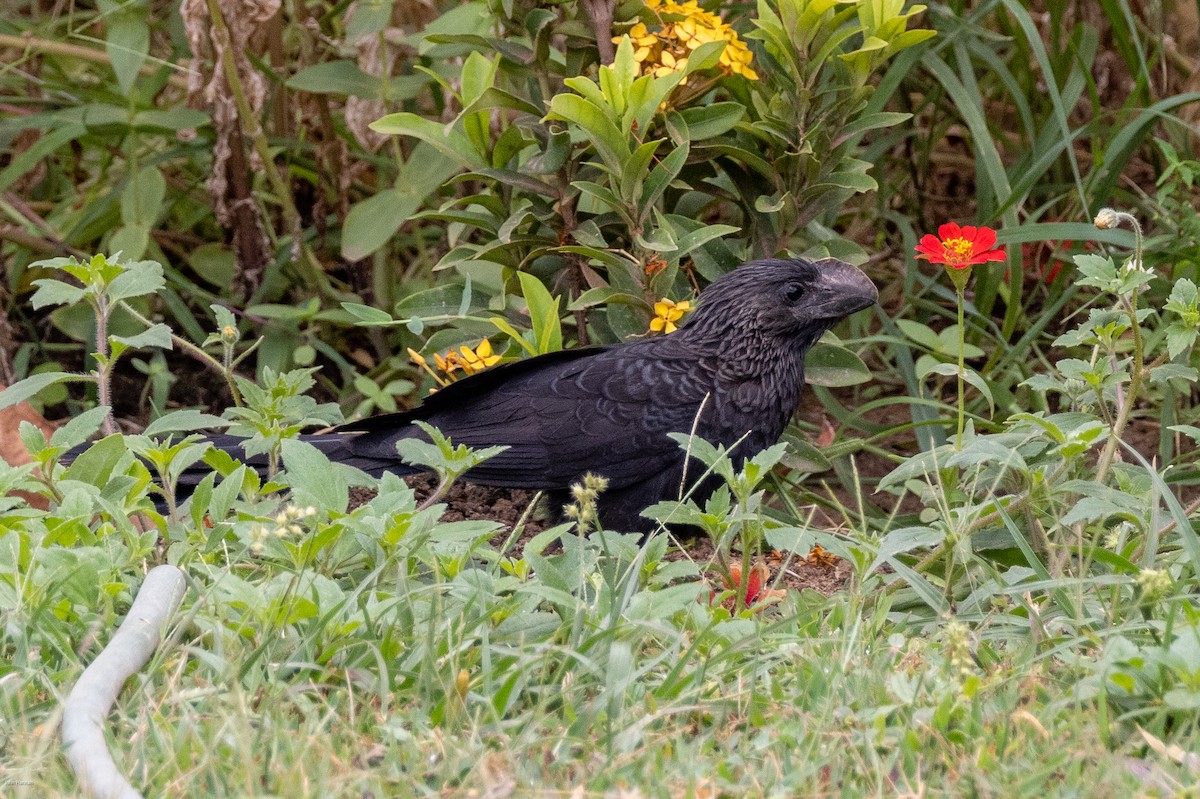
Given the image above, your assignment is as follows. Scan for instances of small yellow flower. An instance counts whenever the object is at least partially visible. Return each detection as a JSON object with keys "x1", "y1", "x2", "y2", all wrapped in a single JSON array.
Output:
[
  {"x1": 649, "y1": 298, "x2": 692, "y2": 334},
  {"x1": 433, "y1": 351, "x2": 462, "y2": 377},
  {"x1": 458, "y1": 339, "x2": 501, "y2": 375},
  {"x1": 615, "y1": 0, "x2": 758, "y2": 84}
]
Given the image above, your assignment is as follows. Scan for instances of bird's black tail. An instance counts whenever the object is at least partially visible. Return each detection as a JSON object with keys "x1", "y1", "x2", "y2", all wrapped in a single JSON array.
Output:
[{"x1": 66, "y1": 431, "x2": 420, "y2": 508}]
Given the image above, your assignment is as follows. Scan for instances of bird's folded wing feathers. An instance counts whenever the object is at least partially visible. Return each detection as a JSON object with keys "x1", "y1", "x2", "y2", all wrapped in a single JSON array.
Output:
[{"x1": 346, "y1": 340, "x2": 714, "y2": 490}]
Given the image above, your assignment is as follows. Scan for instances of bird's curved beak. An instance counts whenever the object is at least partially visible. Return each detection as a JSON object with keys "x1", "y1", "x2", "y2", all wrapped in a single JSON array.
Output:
[{"x1": 810, "y1": 258, "x2": 879, "y2": 320}]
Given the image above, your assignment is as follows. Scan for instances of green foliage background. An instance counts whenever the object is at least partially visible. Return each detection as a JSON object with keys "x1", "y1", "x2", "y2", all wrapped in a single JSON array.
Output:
[{"x1": 4, "y1": 0, "x2": 1200, "y2": 795}]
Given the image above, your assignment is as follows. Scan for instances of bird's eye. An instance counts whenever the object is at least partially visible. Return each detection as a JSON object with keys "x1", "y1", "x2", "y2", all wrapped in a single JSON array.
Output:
[{"x1": 783, "y1": 282, "x2": 805, "y2": 303}]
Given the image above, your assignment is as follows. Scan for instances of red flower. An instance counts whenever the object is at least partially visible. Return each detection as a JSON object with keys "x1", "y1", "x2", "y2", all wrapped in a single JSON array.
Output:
[
  {"x1": 914, "y1": 222, "x2": 1005, "y2": 269},
  {"x1": 708, "y1": 562, "x2": 786, "y2": 612}
]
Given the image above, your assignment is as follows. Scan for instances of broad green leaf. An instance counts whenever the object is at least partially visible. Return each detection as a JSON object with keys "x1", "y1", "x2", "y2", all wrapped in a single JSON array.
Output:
[
  {"x1": 804, "y1": 341, "x2": 872, "y2": 387},
  {"x1": 286, "y1": 61, "x2": 383, "y2": 97},
  {"x1": 619, "y1": 139, "x2": 664, "y2": 206},
  {"x1": 868, "y1": 526, "x2": 945, "y2": 574},
  {"x1": 370, "y1": 113, "x2": 483, "y2": 168},
  {"x1": 517, "y1": 272, "x2": 562, "y2": 354},
  {"x1": 30, "y1": 279, "x2": 87, "y2": 309},
  {"x1": 639, "y1": 144, "x2": 687, "y2": 219},
  {"x1": 342, "y1": 143, "x2": 459, "y2": 260},
  {"x1": 0, "y1": 371, "x2": 85, "y2": 411},
  {"x1": 107, "y1": 259, "x2": 165, "y2": 302},
  {"x1": 144, "y1": 410, "x2": 232, "y2": 437},
  {"x1": 546, "y1": 94, "x2": 629, "y2": 173},
  {"x1": 345, "y1": 0, "x2": 393, "y2": 39},
  {"x1": 280, "y1": 438, "x2": 349, "y2": 514},
  {"x1": 674, "y1": 103, "x2": 746, "y2": 140},
  {"x1": 120, "y1": 166, "x2": 166, "y2": 228},
  {"x1": 566, "y1": 287, "x2": 649, "y2": 312},
  {"x1": 341, "y1": 302, "x2": 396, "y2": 326},
  {"x1": 921, "y1": 361, "x2": 994, "y2": 414},
  {"x1": 100, "y1": 0, "x2": 149, "y2": 94},
  {"x1": 108, "y1": 225, "x2": 150, "y2": 261},
  {"x1": 63, "y1": 434, "x2": 128, "y2": 488},
  {"x1": 111, "y1": 323, "x2": 173, "y2": 351},
  {"x1": 49, "y1": 406, "x2": 111, "y2": 452},
  {"x1": 131, "y1": 107, "x2": 210, "y2": 131}
]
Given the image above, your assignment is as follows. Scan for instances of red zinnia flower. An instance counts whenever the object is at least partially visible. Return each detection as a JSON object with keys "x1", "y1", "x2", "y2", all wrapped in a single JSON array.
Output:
[{"x1": 914, "y1": 222, "x2": 1005, "y2": 269}]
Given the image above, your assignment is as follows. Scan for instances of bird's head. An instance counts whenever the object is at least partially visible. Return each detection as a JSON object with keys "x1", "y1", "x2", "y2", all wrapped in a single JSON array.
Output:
[{"x1": 682, "y1": 258, "x2": 878, "y2": 345}]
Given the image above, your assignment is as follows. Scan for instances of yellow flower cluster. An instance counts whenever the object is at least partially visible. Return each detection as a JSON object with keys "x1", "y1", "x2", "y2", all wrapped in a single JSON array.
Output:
[
  {"x1": 617, "y1": 0, "x2": 758, "y2": 83},
  {"x1": 409, "y1": 340, "x2": 501, "y2": 386},
  {"x1": 649, "y1": 298, "x2": 691, "y2": 334}
]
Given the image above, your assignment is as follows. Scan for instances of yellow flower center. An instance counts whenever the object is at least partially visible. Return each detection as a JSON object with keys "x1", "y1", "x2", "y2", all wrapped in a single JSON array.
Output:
[{"x1": 941, "y1": 237, "x2": 974, "y2": 263}]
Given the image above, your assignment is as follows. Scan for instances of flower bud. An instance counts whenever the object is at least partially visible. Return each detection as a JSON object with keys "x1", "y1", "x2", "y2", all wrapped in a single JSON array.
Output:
[{"x1": 1093, "y1": 208, "x2": 1120, "y2": 229}]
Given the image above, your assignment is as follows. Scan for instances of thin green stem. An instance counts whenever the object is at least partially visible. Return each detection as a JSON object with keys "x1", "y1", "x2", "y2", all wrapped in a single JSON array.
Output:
[
  {"x1": 956, "y1": 289, "x2": 965, "y2": 450},
  {"x1": 118, "y1": 301, "x2": 244, "y2": 406},
  {"x1": 93, "y1": 294, "x2": 117, "y2": 436},
  {"x1": 1094, "y1": 210, "x2": 1145, "y2": 483}
]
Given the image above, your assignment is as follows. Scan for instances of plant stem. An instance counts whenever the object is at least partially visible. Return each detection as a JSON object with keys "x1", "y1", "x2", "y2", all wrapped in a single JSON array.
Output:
[
  {"x1": 0, "y1": 33, "x2": 190, "y2": 90},
  {"x1": 1095, "y1": 211, "x2": 1145, "y2": 483},
  {"x1": 118, "y1": 301, "x2": 244, "y2": 406},
  {"x1": 93, "y1": 295, "x2": 117, "y2": 436},
  {"x1": 955, "y1": 288, "x2": 965, "y2": 450},
  {"x1": 203, "y1": 0, "x2": 342, "y2": 301}
]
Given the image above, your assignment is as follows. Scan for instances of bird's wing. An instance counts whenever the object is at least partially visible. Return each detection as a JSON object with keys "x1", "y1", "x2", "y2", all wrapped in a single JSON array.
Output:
[{"x1": 344, "y1": 340, "x2": 716, "y2": 490}]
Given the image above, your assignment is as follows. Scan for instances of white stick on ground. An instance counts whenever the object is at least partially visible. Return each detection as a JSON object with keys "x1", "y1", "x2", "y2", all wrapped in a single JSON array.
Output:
[{"x1": 61, "y1": 565, "x2": 188, "y2": 799}]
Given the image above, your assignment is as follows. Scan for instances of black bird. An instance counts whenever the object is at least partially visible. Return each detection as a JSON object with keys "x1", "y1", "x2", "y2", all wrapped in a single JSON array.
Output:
[{"x1": 199, "y1": 257, "x2": 876, "y2": 531}]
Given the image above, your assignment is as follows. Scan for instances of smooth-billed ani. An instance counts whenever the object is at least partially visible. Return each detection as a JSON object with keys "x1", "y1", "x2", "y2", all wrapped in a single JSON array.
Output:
[{"x1": 190, "y1": 257, "x2": 877, "y2": 531}]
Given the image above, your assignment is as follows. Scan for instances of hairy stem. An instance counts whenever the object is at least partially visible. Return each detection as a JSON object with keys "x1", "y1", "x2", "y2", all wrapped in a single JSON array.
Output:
[
  {"x1": 93, "y1": 295, "x2": 117, "y2": 436},
  {"x1": 1095, "y1": 212, "x2": 1145, "y2": 482}
]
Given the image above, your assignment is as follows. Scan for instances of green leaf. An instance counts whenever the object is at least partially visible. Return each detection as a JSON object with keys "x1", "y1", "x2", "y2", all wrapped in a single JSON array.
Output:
[
  {"x1": 673, "y1": 103, "x2": 746, "y2": 140},
  {"x1": 804, "y1": 341, "x2": 872, "y2": 387},
  {"x1": 286, "y1": 61, "x2": 384, "y2": 97},
  {"x1": 30, "y1": 279, "x2": 87, "y2": 310},
  {"x1": 619, "y1": 138, "x2": 664, "y2": 206},
  {"x1": 517, "y1": 272, "x2": 562, "y2": 354},
  {"x1": 109, "y1": 225, "x2": 150, "y2": 261},
  {"x1": 460, "y1": 50, "x2": 497, "y2": 105},
  {"x1": 639, "y1": 144, "x2": 687, "y2": 218},
  {"x1": 921, "y1": 361, "x2": 994, "y2": 413},
  {"x1": 50, "y1": 406, "x2": 111, "y2": 452},
  {"x1": 111, "y1": 323, "x2": 173, "y2": 351},
  {"x1": 100, "y1": 0, "x2": 149, "y2": 94},
  {"x1": 341, "y1": 143, "x2": 460, "y2": 260},
  {"x1": 0, "y1": 371, "x2": 85, "y2": 411},
  {"x1": 280, "y1": 438, "x2": 349, "y2": 514},
  {"x1": 1149, "y1": 364, "x2": 1198, "y2": 385},
  {"x1": 341, "y1": 302, "x2": 396, "y2": 326},
  {"x1": 120, "y1": 166, "x2": 166, "y2": 229},
  {"x1": 573, "y1": 180, "x2": 622, "y2": 214},
  {"x1": 143, "y1": 410, "x2": 232, "y2": 437},
  {"x1": 63, "y1": 434, "x2": 128, "y2": 488},
  {"x1": 672, "y1": 223, "x2": 740, "y2": 259},
  {"x1": 131, "y1": 107, "x2": 210, "y2": 131},
  {"x1": 868, "y1": 526, "x2": 945, "y2": 574},
  {"x1": 107, "y1": 259, "x2": 165, "y2": 302},
  {"x1": 546, "y1": 94, "x2": 629, "y2": 173},
  {"x1": 369, "y1": 113, "x2": 483, "y2": 168},
  {"x1": 566, "y1": 287, "x2": 649, "y2": 313},
  {"x1": 895, "y1": 319, "x2": 940, "y2": 350},
  {"x1": 460, "y1": 86, "x2": 542, "y2": 118}
]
